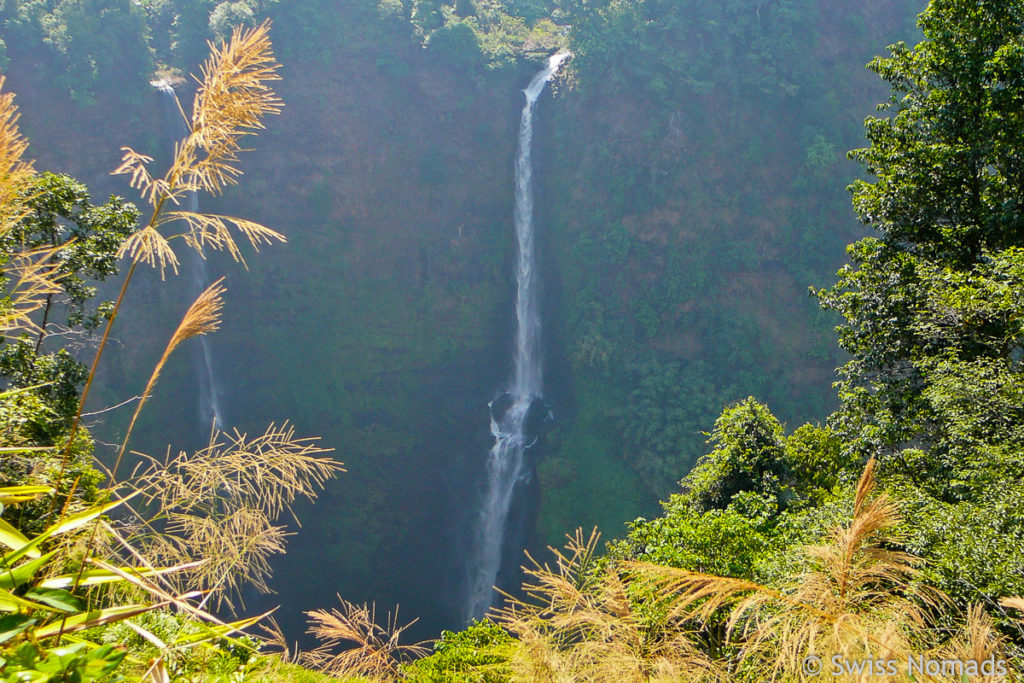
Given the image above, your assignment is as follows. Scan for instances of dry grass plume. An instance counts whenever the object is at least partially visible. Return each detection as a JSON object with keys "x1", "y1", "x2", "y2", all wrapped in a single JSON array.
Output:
[
  {"x1": 114, "y1": 20, "x2": 284, "y2": 275},
  {"x1": 303, "y1": 598, "x2": 428, "y2": 680},
  {"x1": 495, "y1": 529, "x2": 723, "y2": 682},
  {"x1": 626, "y1": 460, "x2": 949, "y2": 681},
  {"x1": 115, "y1": 423, "x2": 342, "y2": 610}
]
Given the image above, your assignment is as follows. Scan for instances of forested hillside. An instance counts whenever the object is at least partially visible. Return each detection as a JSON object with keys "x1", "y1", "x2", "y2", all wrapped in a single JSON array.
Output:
[{"x1": 1, "y1": 0, "x2": 924, "y2": 646}]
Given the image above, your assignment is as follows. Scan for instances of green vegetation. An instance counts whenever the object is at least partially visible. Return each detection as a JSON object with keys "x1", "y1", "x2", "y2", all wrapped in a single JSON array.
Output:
[
  {"x1": 396, "y1": 0, "x2": 1024, "y2": 679},
  {"x1": 299, "y1": 0, "x2": 1024, "y2": 679},
  {"x1": 814, "y1": 0, "x2": 1024, "y2": 608},
  {"x1": 538, "y1": 0, "x2": 925, "y2": 532},
  {"x1": 0, "y1": 0, "x2": 928, "y2": 638},
  {"x1": 404, "y1": 620, "x2": 513, "y2": 682},
  {"x1": 0, "y1": 26, "x2": 344, "y2": 682},
  {"x1": 5, "y1": 0, "x2": 1024, "y2": 680},
  {"x1": 0, "y1": 0, "x2": 151, "y2": 106}
]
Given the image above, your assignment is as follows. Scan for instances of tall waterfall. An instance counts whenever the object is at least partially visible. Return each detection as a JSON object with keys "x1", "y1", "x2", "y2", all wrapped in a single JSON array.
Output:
[
  {"x1": 154, "y1": 82, "x2": 225, "y2": 431},
  {"x1": 465, "y1": 51, "x2": 569, "y2": 620}
]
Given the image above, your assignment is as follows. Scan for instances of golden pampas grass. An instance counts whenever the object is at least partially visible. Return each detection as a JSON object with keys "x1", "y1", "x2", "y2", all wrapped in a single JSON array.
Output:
[
  {"x1": 117, "y1": 225, "x2": 179, "y2": 276},
  {"x1": 118, "y1": 423, "x2": 340, "y2": 609},
  {"x1": 0, "y1": 76, "x2": 64, "y2": 339},
  {"x1": 111, "y1": 279, "x2": 226, "y2": 478},
  {"x1": 303, "y1": 598, "x2": 427, "y2": 680},
  {"x1": 62, "y1": 21, "x2": 287, "y2": 486},
  {"x1": 114, "y1": 20, "x2": 284, "y2": 275},
  {"x1": 0, "y1": 75, "x2": 34, "y2": 231},
  {"x1": 627, "y1": 460, "x2": 947, "y2": 681},
  {"x1": 495, "y1": 529, "x2": 723, "y2": 682}
]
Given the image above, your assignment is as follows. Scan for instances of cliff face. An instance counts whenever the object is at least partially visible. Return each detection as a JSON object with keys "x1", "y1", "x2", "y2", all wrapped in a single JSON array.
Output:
[
  {"x1": 3, "y1": 0, "x2": 924, "y2": 640},
  {"x1": 536, "y1": 0, "x2": 924, "y2": 540},
  {"x1": 207, "y1": 51, "x2": 529, "y2": 639}
]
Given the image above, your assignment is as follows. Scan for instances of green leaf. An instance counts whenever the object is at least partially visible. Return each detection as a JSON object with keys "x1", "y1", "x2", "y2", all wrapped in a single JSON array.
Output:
[
  {"x1": 34, "y1": 642, "x2": 88, "y2": 673},
  {"x1": 23, "y1": 588, "x2": 84, "y2": 613},
  {"x1": 0, "y1": 586, "x2": 59, "y2": 613},
  {"x1": 0, "y1": 383, "x2": 54, "y2": 400},
  {"x1": 0, "y1": 447, "x2": 54, "y2": 455},
  {"x1": 171, "y1": 611, "x2": 269, "y2": 646},
  {"x1": 0, "y1": 516, "x2": 39, "y2": 559},
  {"x1": 0, "y1": 495, "x2": 141, "y2": 568},
  {"x1": 0, "y1": 551, "x2": 56, "y2": 590},
  {"x1": 0, "y1": 486, "x2": 55, "y2": 504},
  {"x1": 0, "y1": 613, "x2": 36, "y2": 643},
  {"x1": 1, "y1": 533, "x2": 46, "y2": 566},
  {"x1": 43, "y1": 494, "x2": 136, "y2": 538},
  {"x1": 33, "y1": 604, "x2": 154, "y2": 638},
  {"x1": 40, "y1": 564, "x2": 189, "y2": 590},
  {"x1": 81, "y1": 643, "x2": 126, "y2": 678}
]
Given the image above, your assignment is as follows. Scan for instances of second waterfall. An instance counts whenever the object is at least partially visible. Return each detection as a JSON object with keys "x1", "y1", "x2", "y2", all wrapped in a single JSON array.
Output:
[
  {"x1": 465, "y1": 51, "x2": 569, "y2": 621},
  {"x1": 154, "y1": 81, "x2": 226, "y2": 432}
]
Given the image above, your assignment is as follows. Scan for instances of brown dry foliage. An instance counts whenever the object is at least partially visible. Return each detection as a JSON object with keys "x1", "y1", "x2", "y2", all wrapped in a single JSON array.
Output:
[
  {"x1": 114, "y1": 20, "x2": 284, "y2": 275},
  {"x1": 625, "y1": 460, "x2": 958, "y2": 682},
  {"x1": 0, "y1": 76, "x2": 64, "y2": 338},
  {"x1": 0, "y1": 75, "x2": 34, "y2": 227},
  {"x1": 931, "y1": 604, "x2": 1007, "y2": 683},
  {"x1": 494, "y1": 529, "x2": 723, "y2": 682},
  {"x1": 303, "y1": 598, "x2": 428, "y2": 680},
  {"x1": 116, "y1": 422, "x2": 342, "y2": 610}
]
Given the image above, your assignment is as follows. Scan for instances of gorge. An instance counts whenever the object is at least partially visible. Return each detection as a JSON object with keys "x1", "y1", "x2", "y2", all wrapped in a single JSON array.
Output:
[{"x1": 0, "y1": 0, "x2": 926, "y2": 644}]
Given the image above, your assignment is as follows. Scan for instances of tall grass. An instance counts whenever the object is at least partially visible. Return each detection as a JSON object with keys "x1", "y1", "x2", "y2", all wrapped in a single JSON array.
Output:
[
  {"x1": 478, "y1": 460, "x2": 1023, "y2": 682},
  {"x1": 303, "y1": 598, "x2": 428, "y2": 680},
  {"x1": 492, "y1": 528, "x2": 722, "y2": 682},
  {"x1": 0, "y1": 22, "x2": 345, "y2": 682}
]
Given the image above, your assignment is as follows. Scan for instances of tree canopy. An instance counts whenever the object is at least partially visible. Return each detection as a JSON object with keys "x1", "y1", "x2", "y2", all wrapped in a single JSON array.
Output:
[{"x1": 611, "y1": 0, "x2": 1024, "y2": 623}]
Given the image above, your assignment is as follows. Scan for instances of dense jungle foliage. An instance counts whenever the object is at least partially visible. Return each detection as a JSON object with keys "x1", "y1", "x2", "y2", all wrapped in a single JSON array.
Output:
[{"x1": 5, "y1": 0, "x2": 1023, "y2": 680}]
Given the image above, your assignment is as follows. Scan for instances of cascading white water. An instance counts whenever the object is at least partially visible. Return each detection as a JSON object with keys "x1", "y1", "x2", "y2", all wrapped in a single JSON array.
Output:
[
  {"x1": 465, "y1": 52, "x2": 569, "y2": 621},
  {"x1": 154, "y1": 82, "x2": 225, "y2": 430}
]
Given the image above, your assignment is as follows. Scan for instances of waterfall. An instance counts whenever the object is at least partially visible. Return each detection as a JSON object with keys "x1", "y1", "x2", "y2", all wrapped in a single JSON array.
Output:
[
  {"x1": 465, "y1": 52, "x2": 569, "y2": 621},
  {"x1": 154, "y1": 81, "x2": 225, "y2": 431}
]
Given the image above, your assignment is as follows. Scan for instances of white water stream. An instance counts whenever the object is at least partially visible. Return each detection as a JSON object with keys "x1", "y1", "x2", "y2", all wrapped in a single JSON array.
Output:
[
  {"x1": 154, "y1": 82, "x2": 225, "y2": 431},
  {"x1": 465, "y1": 52, "x2": 569, "y2": 620}
]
